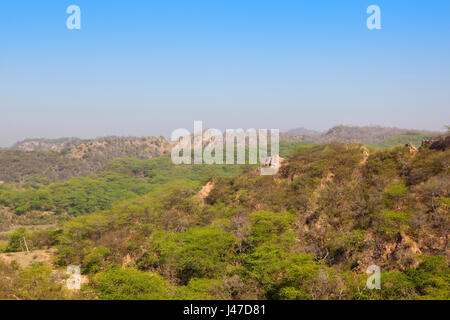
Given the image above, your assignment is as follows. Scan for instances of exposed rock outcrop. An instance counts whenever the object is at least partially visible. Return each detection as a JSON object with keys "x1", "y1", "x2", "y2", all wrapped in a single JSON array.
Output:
[
  {"x1": 405, "y1": 142, "x2": 419, "y2": 154},
  {"x1": 421, "y1": 136, "x2": 450, "y2": 151}
]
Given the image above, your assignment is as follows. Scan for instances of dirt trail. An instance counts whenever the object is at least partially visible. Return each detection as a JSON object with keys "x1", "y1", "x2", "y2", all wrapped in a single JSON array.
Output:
[{"x1": 195, "y1": 181, "x2": 215, "y2": 203}]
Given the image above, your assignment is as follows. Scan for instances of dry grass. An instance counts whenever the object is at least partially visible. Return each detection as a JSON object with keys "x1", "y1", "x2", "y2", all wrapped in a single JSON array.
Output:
[{"x1": 0, "y1": 248, "x2": 56, "y2": 269}]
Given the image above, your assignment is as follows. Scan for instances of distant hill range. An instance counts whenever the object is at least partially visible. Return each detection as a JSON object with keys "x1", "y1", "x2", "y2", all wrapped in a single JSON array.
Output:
[
  {"x1": 12, "y1": 125, "x2": 439, "y2": 152},
  {"x1": 1, "y1": 125, "x2": 442, "y2": 184},
  {"x1": 10, "y1": 137, "x2": 82, "y2": 151},
  {"x1": 11, "y1": 136, "x2": 172, "y2": 157},
  {"x1": 281, "y1": 125, "x2": 439, "y2": 145},
  {"x1": 1, "y1": 137, "x2": 173, "y2": 183}
]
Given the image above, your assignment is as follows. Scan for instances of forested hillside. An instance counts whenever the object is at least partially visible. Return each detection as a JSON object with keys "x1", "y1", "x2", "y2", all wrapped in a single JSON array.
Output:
[
  {"x1": 0, "y1": 138, "x2": 448, "y2": 300},
  {"x1": 0, "y1": 137, "x2": 173, "y2": 184},
  {"x1": 0, "y1": 156, "x2": 252, "y2": 232}
]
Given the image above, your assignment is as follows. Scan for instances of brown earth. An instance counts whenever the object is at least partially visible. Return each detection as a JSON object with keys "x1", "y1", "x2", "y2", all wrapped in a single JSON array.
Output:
[{"x1": 0, "y1": 248, "x2": 56, "y2": 269}]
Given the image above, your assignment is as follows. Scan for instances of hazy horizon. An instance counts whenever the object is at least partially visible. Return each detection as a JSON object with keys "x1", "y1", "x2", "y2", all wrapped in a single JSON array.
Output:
[
  {"x1": 1, "y1": 0, "x2": 449, "y2": 147},
  {"x1": 3, "y1": 123, "x2": 446, "y2": 148}
]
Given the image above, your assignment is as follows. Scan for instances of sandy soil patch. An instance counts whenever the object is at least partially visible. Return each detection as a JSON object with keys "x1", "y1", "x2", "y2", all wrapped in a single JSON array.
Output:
[{"x1": 0, "y1": 248, "x2": 56, "y2": 269}]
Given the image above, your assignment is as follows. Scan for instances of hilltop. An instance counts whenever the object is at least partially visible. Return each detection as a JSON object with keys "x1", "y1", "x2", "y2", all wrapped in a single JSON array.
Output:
[
  {"x1": 11, "y1": 136, "x2": 173, "y2": 158},
  {"x1": 0, "y1": 136, "x2": 174, "y2": 184},
  {"x1": 281, "y1": 125, "x2": 438, "y2": 145},
  {"x1": 11, "y1": 138, "x2": 82, "y2": 151}
]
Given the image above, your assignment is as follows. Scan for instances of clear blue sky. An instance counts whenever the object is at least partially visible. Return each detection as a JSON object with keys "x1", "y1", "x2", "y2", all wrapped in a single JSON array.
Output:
[{"x1": 0, "y1": 0, "x2": 449, "y2": 146}]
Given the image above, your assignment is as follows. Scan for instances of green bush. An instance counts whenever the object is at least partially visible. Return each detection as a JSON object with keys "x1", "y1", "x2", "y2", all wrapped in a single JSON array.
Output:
[
  {"x1": 249, "y1": 211, "x2": 295, "y2": 245},
  {"x1": 93, "y1": 267, "x2": 174, "y2": 300},
  {"x1": 176, "y1": 227, "x2": 237, "y2": 283},
  {"x1": 6, "y1": 227, "x2": 28, "y2": 252},
  {"x1": 384, "y1": 182, "x2": 408, "y2": 207},
  {"x1": 82, "y1": 246, "x2": 111, "y2": 274}
]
